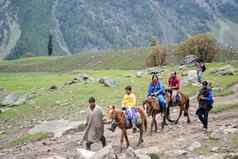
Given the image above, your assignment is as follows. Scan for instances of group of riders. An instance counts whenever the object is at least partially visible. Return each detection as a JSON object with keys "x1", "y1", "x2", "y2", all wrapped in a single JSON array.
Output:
[
  {"x1": 83, "y1": 61, "x2": 214, "y2": 150},
  {"x1": 121, "y1": 72, "x2": 182, "y2": 133}
]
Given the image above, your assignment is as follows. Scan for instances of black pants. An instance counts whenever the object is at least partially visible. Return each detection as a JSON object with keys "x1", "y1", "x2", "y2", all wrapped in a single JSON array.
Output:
[
  {"x1": 86, "y1": 136, "x2": 106, "y2": 150},
  {"x1": 196, "y1": 107, "x2": 208, "y2": 129}
]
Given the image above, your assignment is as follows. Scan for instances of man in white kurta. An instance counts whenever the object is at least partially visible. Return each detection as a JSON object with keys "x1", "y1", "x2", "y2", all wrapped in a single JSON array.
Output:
[{"x1": 82, "y1": 97, "x2": 106, "y2": 150}]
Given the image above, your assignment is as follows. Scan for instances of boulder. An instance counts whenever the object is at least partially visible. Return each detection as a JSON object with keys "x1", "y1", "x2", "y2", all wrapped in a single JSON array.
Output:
[
  {"x1": 49, "y1": 85, "x2": 58, "y2": 91},
  {"x1": 210, "y1": 65, "x2": 235, "y2": 76},
  {"x1": 181, "y1": 70, "x2": 198, "y2": 85},
  {"x1": 65, "y1": 80, "x2": 78, "y2": 86},
  {"x1": 0, "y1": 93, "x2": 18, "y2": 106},
  {"x1": 181, "y1": 55, "x2": 198, "y2": 65},
  {"x1": 14, "y1": 94, "x2": 31, "y2": 105},
  {"x1": 90, "y1": 145, "x2": 117, "y2": 159},
  {"x1": 145, "y1": 67, "x2": 164, "y2": 75},
  {"x1": 224, "y1": 153, "x2": 238, "y2": 159},
  {"x1": 28, "y1": 120, "x2": 85, "y2": 138},
  {"x1": 97, "y1": 78, "x2": 116, "y2": 88},
  {"x1": 76, "y1": 149, "x2": 95, "y2": 159},
  {"x1": 74, "y1": 74, "x2": 90, "y2": 82},
  {"x1": 135, "y1": 71, "x2": 144, "y2": 78}
]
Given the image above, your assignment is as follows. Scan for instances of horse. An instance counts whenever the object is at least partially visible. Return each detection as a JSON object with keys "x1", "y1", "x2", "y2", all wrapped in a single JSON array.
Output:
[
  {"x1": 165, "y1": 89, "x2": 191, "y2": 124},
  {"x1": 143, "y1": 96, "x2": 167, "y2": 133},
  {"x1": 106, "y1": 105, "x2": 147, "y2": 152}
]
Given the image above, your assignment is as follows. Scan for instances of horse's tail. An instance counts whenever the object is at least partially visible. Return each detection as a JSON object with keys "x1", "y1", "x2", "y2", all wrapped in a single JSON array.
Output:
[{"x1": 184, "y1": 97, "x2": 190, "y2": 117}]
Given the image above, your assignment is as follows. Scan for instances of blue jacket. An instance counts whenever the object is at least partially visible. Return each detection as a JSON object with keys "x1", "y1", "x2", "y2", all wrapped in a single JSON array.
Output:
[{"x1": 147, "y1": 80, "x2": 165, "y2": 97}]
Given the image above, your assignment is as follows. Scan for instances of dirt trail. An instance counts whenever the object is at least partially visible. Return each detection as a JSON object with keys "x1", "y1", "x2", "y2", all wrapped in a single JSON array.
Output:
[{"x1": 0, "y1": 84, "x2": 238, "y2": 159}]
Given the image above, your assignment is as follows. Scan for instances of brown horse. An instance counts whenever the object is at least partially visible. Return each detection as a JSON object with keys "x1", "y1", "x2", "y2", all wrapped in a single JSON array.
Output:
[
  {"x1": 106, "y1": 106, "x2": 147, "y2": 152},
  {"x1": 143, "y1": 96, "x2": 167, "y2": 133},
  {"x1": 165, "y1": 89, "x2": 191, "y2": 124}
]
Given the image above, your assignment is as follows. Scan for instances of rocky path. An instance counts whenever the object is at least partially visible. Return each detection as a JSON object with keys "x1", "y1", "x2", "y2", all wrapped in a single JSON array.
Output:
[{"x1": 0, "y1": 84, "x2": 238, "y2": 159}]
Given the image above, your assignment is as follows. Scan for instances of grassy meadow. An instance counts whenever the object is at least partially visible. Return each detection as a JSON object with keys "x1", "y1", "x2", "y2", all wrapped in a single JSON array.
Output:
[{"x1": 0, "y1": 50, "x2": 238, "y2": 147}]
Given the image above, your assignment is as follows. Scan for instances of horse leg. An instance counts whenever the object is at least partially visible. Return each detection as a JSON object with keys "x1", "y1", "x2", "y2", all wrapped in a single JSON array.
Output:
[
  {"x1": 150, "y1": 113, "x2": 155, "y2": 134},
  {"x1": 186, "y1": 109, "x2": 191, "y2": 123},
  {"x1": 137, "y1": 127, "x2": 143, "y2": 146},
  {"x1": 166, "y1": 103, "x2": 175, "y2": 123},
  {"x1": 124, "y1": 129, "x2": 130, "y2": 148},
  {"x1": 154, "y1": 114, "x2": 158, "y2": 132},
  {"x1": 175, "y1": 107, "x2": 183, "y2": 124},
  {"x1": 120, "y1": 130, "x2": 124, "y2": 152}
]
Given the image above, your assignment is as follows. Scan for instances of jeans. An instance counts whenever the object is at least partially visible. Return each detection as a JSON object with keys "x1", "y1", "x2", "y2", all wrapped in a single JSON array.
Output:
[
  {"x1": 196, "y1": 107, "x2": 208, "y2": 129},
  {"x1": 158, "y1": 95, "x2": 166, "y2": 109},
  {"x1": 197, "y1": 70, "x2": 202, "y2": 83},
  {"x1": 127, "y1": 108, "x2": 137, "y2": 128}
]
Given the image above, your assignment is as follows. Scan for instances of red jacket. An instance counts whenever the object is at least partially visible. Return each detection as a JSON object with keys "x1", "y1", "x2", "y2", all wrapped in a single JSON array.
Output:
[{"x1": 168, "y1": 77, "x2": 180, "y2": 90}]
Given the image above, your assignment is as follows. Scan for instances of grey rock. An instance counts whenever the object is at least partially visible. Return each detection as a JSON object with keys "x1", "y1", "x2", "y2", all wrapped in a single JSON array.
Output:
[
  {"x1": 209, "y1": 129, "x2": 224, "y2": 140},
  {"x1": 65, "y1": 80, "x2": 78, "y2": 86},
  {"x1": 224, "y1": 153, "x2": 238, "y2": 159},
  {"x1": 76, "y1": 149, "x2": 95, "y2": 159},
  {"x1": 124, "y1": 147, "x2": 151, "y2": 159},
  {"x1": 164, "y1": 149, "x2": 188, "y2": 157},
  {"x1": 74, "y1": 74, "x2": 90, "y2": 82},
  {"x1": 1, "y1": 93, "x2": 18, "y2": 106},
  {"x1": 181, "y1": 55, "x2": 199, "y2": 65},
  {"x1": 90, "y1": 145, "x2": 117, "y2": 159},
  {"x1": 210, "y1": 65, "x2": 235, "y2": 76},
  {"x1": 135, "y1": 71, "x2": 144, "y2": 78},
  {"x1": 14, "y1": 94, "x2": 31, "y2": 105},
  {"x1": 97, "y1": 78, "x2": 116, "y2": 88},
  {"x1": 41, "y1": 156, "x2": 65, "y2": 159},
  {"x1": 187, "y1": 141, "x2": 201, "y2": 151},
  {"x1": 29, "y1": 120, "x2": 85, "y2": 138}
]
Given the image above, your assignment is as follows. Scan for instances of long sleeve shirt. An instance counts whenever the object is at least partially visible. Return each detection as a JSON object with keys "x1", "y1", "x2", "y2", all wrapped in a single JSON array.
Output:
[
  {"x1": 122, "y1": 93, "x2": 136, "y2": 108},
  {"x1": 147, "y1": 80, "x2": 165, "y2": 97}
]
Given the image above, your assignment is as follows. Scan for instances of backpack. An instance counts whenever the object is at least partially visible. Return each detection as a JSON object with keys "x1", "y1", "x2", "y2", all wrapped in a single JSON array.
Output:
[{"x1": 201, "y1": 64, "x2": 206, "y2": 72}]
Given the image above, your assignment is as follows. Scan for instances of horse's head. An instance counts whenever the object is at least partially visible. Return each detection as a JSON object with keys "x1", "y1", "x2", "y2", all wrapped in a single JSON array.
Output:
[
  {"x1": 106, "y1": 105, "x2": 124, "y2": 132},
  {"x1": 143, "y1": 97, "x2": 157, "y2": 116}
]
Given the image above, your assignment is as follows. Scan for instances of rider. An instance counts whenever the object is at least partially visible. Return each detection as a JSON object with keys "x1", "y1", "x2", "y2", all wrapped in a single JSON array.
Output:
[
  {"x1": 168, "y1": 71, "x2": 180, "y2": 105},
  {"x1": 147, "y1": 74, "x2": 166, "y2": 109},
  {"x1": 122, "y1": 85, "x2": 137, "y2": 133}
]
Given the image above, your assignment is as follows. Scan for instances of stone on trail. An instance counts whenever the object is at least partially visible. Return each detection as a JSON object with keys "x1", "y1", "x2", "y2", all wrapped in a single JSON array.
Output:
[
  {"x1": 124, "y1": 147, "x2": 151, "y2": 159},
  {"x1": 41, "y1": 156, "x2": 65, "y2": 159},
  {"x1": 28, "y1": 119, "x2": 85, "y2": 138},
  {"x1": 164, "y1": 149, "x2": 188, "y2": 157},
  {"x1": 187, "y1": 141, "x2": 201, "y2": 151},
  {"x1": 90, "y1": 145, "x2": 117, "y2": 159},
  {"x1": 77, "y1": 149, "x2": 95, "y2": 159}
]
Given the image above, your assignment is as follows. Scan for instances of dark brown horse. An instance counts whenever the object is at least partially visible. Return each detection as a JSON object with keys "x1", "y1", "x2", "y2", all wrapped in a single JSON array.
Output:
[
  {"x1": 106, "y1": 106, "x2": 147, "y2": 152},
  {"x1": 143, "y1": 96, "x2": 167, "y2": 133},
  {"x1": 165, "y1": 89, "x2": 191, "y2": 124}
]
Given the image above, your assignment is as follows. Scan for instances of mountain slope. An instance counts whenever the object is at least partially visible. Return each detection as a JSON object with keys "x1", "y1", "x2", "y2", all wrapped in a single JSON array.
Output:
[{"x1": 0, "y1": 0, "x2": 238, "y2": 59}]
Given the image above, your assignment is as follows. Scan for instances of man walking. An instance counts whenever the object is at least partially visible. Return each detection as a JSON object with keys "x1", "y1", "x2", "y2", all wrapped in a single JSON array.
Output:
[
  {"x1": 82, "y1": 97, "x2": 106, "y2": 150},
  {"x1": 196, "y1": 81, "x2": 214, "y2": 131}
]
